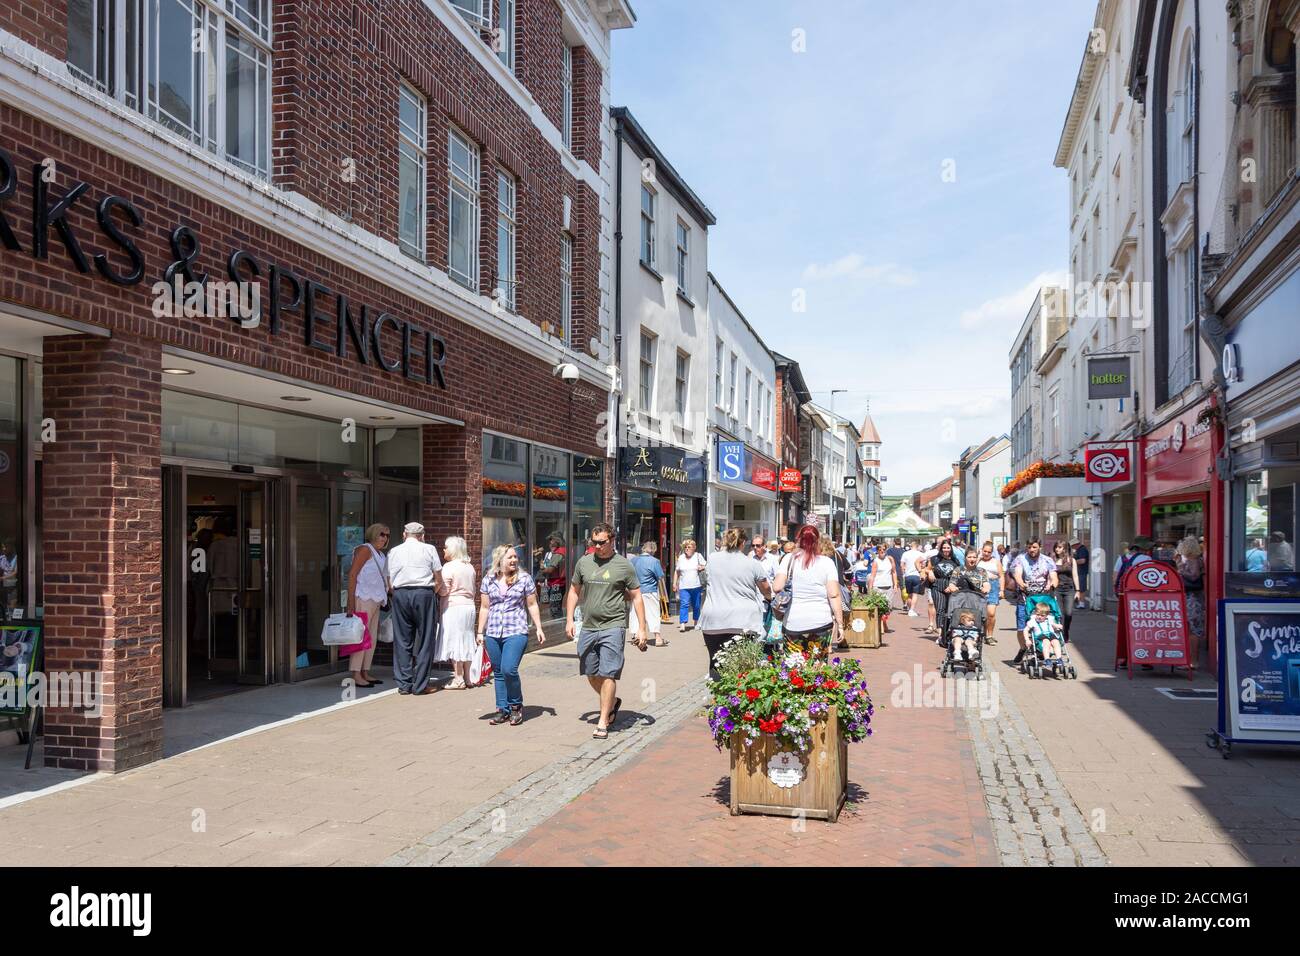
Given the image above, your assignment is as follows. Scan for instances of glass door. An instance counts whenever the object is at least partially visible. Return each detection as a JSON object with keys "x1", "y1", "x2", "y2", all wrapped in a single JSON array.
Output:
[
  {"x1": 238, "y1": 482, "x2": 271, "y2": 683},
  {"x1": 335, "y1": 485, "x2": 369, "y2": 617},
  {"x1": 293, "y1": 484, "x2": 334, "y2": 677}
]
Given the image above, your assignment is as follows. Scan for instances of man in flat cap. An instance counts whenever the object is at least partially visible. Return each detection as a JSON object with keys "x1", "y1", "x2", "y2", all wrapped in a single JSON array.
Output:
[{"x1": 386, "y1": 522, "x2": 445, "y2": 695}]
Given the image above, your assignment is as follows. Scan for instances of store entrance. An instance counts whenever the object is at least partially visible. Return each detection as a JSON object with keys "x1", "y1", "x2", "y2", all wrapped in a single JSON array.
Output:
[{"x1": 176, "y1": 474, "x2": 273, "y2": 703}]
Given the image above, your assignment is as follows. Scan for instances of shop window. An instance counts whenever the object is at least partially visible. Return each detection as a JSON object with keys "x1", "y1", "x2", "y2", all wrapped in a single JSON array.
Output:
[
  {"x1": 1150, "y1": 500, "x2": 1205, "y2": 562},
  {"x1": 0, "y1": 357, "x2": 22, "y2": 617},
  {"x1": 375, "y1": 427, "x2": 419, "y2": 482},
  {"x1": 1238, "y1": 468, "x2": 1298, "y2": 573},
  {"x1": 161, "y1": 393, "x2": 368, "y2": 476},
  {"x1": 481, "y1": 434, "x2": 528, "y2": 578},
  {"x1": 530, "y1": 446, "x2": 570, "y2": 623}
]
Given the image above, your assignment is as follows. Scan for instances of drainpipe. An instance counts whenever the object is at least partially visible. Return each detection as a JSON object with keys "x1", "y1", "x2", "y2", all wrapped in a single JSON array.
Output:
[{"x1": 612, "y1": 122, "x2": 625, "y2": 547}]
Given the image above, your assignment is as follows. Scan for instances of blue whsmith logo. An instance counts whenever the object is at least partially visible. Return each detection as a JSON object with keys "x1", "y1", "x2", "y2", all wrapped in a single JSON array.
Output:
[{"x1": 719, "y1": 441, "x2": 744, "y2": 482}]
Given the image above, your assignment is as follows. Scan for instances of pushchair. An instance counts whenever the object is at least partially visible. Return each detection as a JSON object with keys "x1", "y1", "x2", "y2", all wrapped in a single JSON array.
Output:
[
  {"x1": 939, "y1": 588, "x2": 986, "y2": 680},
  {"x1": 1019, "y1": 593, "x2": 1077, "y2": 680}
]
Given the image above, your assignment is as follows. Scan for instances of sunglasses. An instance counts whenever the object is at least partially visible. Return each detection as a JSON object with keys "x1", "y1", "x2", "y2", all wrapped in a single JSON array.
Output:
[{"x1": 591, "y1": 538, "x2": 612, "y2": 547}]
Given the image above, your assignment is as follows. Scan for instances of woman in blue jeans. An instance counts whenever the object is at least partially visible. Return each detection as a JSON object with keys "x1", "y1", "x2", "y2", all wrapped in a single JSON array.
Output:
[
  {"x1": 674, "y1": 538, "x2": 707, "y2": 631},
  {"x1": 477, "y1": 545, "x2": 547, "y2": 725}
]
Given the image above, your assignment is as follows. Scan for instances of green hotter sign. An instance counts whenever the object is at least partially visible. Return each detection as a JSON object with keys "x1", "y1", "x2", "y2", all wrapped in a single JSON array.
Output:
[{"x1": 1088, "y1": 356, "x2": 1132, "y2": 400}]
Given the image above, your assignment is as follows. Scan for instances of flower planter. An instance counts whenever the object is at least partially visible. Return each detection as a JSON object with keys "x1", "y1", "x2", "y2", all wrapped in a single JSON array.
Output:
[
  {"x1": 845, "y1": 607, "x2": 882, "y2": 648},
  {"x1": 729, "y1": 707, "x2": 848, "y2": 822}
]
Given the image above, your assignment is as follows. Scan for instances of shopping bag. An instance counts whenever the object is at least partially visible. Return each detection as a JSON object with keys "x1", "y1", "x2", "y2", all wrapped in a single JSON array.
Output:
[
  {"x1": 468, "y1": 643, "x2": 494, "y2": 686},
  {"x1": 377, "y1": 608, "x2": 394, "y2": 643},
  {"x1": 322, "y1": 612, "x2": 366, "y2": 647},
  {"x1": 337, "y1": 610, "x2": 373, "y2": 657}
]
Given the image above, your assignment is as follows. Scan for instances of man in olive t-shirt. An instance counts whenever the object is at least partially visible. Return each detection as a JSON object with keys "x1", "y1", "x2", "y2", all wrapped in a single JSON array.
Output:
[{"x1": 566, "y1": 523, "x2": 647, "y2": 738}]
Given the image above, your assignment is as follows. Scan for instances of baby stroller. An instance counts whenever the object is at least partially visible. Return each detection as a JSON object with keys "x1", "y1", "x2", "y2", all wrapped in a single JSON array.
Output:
[
  {"x1": 939, "y1": 588, "x2": 986, "y2": 680},
  {"x1": 1019, "y1": 593, "x2": 1078, "y2": 680}
]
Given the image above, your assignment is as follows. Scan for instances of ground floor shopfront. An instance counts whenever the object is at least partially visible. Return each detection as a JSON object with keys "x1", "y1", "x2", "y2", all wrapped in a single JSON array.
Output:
[
  {"x1": 617, "y1": 445, "x2": 706, "y2": 560},
  {"x1": 708, "y1": 435, "x2": 779, "y2": 546},
  {"x1": 0, "y1": 110, "x2": 609, "y2": 771}
]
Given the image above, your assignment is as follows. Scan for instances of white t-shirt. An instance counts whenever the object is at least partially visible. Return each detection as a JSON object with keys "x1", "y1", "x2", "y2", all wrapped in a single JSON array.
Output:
[
  {"x1": 676, "y1": 552, "x2": 707, "y2": 589},
  {"x1": 977, "y1": 556, "x2": 1002, "y2": 581},
  {"x1": 900, "y1": 549, "x2": 922, "y2": 576},
  {"x1": 388, "y1": 538, "x2": 444, "y2": 588},
  {"x1": 780, "y1": 553, "x2": 838, "y2": 631}
]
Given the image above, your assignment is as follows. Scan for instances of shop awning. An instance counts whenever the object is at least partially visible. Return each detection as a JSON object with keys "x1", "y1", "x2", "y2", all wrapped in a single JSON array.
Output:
[{"x1": 1002, "y1": 476, "x2": 1091, "y2": 513}]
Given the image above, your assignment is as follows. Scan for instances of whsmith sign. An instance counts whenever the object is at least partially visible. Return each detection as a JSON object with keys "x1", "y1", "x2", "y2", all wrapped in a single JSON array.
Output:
[
  {"x1": 0, "y1": 147, "x2": 448, "y2": 388},
  {"x1": 1087, "y1": 355, "x2": 1131, "y2": 400}
]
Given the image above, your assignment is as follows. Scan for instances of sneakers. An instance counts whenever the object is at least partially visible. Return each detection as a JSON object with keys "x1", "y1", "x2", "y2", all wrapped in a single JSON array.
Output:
[
  {"x1": 1013, "y1": 649, "x2": 1025, "y2": 664},
  {"x1": 907, "y1": 610, "x2": 919, "y2": 617}
]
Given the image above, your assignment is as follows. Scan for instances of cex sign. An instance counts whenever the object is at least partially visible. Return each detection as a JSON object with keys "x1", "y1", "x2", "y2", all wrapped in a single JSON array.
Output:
[{"x1": 1084, "y1": 447, "x2": 1131, "y2": 483}]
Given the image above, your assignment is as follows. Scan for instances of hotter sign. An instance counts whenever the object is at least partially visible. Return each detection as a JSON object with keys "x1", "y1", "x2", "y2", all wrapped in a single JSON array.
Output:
[{"x1": 1116, "y1": 560, "x2": 1193, "y2": 678}]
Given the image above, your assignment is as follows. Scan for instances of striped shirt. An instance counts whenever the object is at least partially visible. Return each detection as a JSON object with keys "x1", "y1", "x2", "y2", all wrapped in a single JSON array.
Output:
[{"x1": 480, "y1": 572, "x2": 535, "y2": 638}]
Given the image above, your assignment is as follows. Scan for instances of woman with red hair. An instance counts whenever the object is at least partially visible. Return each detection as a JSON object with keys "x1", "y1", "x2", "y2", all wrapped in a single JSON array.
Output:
[{"x1": 771, "y1": 524, "x2": 844, "y2": 659}]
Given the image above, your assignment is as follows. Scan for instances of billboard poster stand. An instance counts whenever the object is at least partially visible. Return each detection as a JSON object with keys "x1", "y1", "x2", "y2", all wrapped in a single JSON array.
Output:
[
  {"x1": 1114, "y1": 560, "x2": 1193, "y2": 680},
  {"x1": 1210, "y1": 598, "x2": 1300, "y2": 759}
]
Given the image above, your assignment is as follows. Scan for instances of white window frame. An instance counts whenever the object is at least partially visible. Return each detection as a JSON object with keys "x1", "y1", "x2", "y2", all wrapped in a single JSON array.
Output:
[
  {"x1": 639, "y1": 330, "x2": 657, "y2": 411},
  {"x1": 675, "y1": 219, "x2": 690, "y2": 292},
  {"x1": 743, "y1": 368, "x2": 752, "y2": 429},
  {"x1": 66, "y1": 0, "x2": 272, "y2": 179},
  {"x1": 448, "y1": 127, "x2": 480, "y2": 290},
  {"x1": 496, "y1": 169, "x2": 517, "y2": 312},
  {"x1": 674, "y1": 350, "x2": 689, "y2": 419},
  {"x1": 561, "y1": 44, "x2": 574, "y2": 150},
  {"x1": 728, "y1": 352, "x2": 737, "y2": 415},
  {"x1": 714, "y1": 337, "x2": 724, "y2": 408},
  {"x1": 640, "y1": 184, "x2": 657, "y2": 268},
  {"x1": 496, "y1": 0, "x2": 514, "y2": 71},
  {"x1": 397, "y1": 82, "x2": 427, "y2": 260},
  {"x1": 560, "y1": 232, "x2": 574, "y2": 347},
  {"x1": 449, "y1": 0, "x2": 489, "y2": 28}
]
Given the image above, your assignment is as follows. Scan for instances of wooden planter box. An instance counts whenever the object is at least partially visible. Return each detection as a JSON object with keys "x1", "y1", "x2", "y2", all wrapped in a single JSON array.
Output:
[
  {"x1": 844, "y1": 607, "x2": 883, "y2": 648},
  {"x1": 729, "y1": 708, "x2": 848, "y2": 822}
]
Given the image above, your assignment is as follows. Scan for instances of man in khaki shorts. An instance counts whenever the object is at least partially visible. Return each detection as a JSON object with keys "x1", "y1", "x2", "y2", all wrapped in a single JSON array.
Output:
[{"x1": 566, "y1": 523, "x2": 648, "y2": 739}]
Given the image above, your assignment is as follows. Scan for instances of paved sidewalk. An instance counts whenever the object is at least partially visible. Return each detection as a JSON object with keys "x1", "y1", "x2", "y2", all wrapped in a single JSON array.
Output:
[
  {"x1": 495, "y1": 610, "x2": 1002, "y2": 866},
  {"x1": 0, "y1": 631, "x2": 701, "y2": 866},
  {"x1": 988, "y1": 604, "x2": 1300, "y2": 866}
]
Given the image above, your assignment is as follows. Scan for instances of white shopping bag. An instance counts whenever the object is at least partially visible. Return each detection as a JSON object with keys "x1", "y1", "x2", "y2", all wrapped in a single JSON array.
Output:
[
  {"x1": 468, "y1": 644, "x2": 494, "y2": 686},
  {"x1": 321, "y1": 613, "x2": 365, "y2": 646},
  {"x1": 377, "y1": 608, "x2": 394, "y2": 643}
]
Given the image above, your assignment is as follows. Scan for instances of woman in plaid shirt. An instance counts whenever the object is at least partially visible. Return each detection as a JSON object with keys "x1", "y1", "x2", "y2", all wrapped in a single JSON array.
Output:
[{"x1": 477, "y1": 544, "x2": 547, "y2": 725}]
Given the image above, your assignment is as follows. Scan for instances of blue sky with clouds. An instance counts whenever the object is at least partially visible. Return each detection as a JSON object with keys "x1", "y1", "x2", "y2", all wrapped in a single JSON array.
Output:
[{"x1": 612, "y1": 0, "x2": 1096, "y2": 494}]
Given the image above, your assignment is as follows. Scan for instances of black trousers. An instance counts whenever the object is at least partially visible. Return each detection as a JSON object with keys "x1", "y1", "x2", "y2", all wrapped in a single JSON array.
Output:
[{"x1": 391, "y1": 587, "x2": 440, "y2": 693}]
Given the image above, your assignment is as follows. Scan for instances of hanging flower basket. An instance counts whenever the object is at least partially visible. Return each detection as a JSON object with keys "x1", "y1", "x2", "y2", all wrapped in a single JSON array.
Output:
[{"x1": 1000, "y1": 460, "x2": 1085, "y2": 499}]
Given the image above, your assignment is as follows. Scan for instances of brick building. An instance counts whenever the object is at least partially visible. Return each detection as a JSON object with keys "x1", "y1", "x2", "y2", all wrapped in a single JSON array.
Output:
[
  {"x1": 0, "y1": 0, "x2": 634, "y2": 770},
  {"x1": 772, "y1": 352, "x2": 810, "y2": 538}
]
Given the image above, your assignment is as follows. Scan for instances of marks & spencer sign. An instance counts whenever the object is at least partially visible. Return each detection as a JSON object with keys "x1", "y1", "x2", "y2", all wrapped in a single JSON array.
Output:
[{"x1": 0, "y1": 146, "x2": 447, "y2": 388}]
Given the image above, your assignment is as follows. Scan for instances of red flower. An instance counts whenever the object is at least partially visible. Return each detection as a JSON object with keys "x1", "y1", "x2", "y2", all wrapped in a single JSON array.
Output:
[
  {"x1": 776, "y1": 713, "x2": 787, "y2": 723},
  {"x1": 758, "y1": 718, "x2": 779, "y2": 734},
  {"x1": 790, "y1": 675, "x2": 805, "y2": 688},
  {"x1": 743, "y1": 712, "x2": 755, "y2": 722},
  {"x1": 745, "y1": 688, "x2": 760, "y2": 701},
  {"x1": 825, "y1": 680, "x2": 839, "y2": 690}
]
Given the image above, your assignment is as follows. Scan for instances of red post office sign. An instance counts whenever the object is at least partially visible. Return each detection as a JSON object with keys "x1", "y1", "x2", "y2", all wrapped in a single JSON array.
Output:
[
  {"x1": 779, "y1": 468, "x2": 803, "y2": 492},
  {"x1": 1116, "y1": 560, "x2": 1193, "y2": 679},
  {"x1": 1084, "y1": 446, "x2": 1131, "y2": 483}
]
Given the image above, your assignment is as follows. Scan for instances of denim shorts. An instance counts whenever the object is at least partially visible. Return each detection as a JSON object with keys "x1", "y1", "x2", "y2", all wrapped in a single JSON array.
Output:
[
  {"x1": 987, "y1": 578, "x2": 1001, "y2": 605},
  {"x1": 577, "y1": 626, "x2": 626, "y2": 679},
  {"x1": 904, "y1": 575, "x2": 922, "y2": 594}
]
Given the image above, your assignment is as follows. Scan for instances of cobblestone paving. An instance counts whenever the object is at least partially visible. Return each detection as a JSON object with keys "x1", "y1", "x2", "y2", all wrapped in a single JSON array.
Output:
[
  {"x1": 383, "y1": 675, "x2": 709, "y2": 866},
  {"x1": 965, "y1": 680, "x2": 1108, "y2": 867}
]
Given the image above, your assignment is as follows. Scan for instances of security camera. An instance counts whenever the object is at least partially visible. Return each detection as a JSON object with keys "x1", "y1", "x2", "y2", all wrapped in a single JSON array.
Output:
[{"x1": 553, "y1": 362, "x2": 580, "y2": 382}]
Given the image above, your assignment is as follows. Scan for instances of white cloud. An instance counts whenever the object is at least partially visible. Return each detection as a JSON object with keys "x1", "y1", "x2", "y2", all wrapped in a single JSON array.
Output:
[
  {"x1": 801, "y1": 254, "x2": 918, "y2": 286},
  {"x1": 958, "y1": 270, "x2": 1068, "y2": 330}
]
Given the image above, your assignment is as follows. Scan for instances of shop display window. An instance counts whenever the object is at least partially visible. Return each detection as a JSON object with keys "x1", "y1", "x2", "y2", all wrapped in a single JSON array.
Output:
[{"x1": 1236, "y1": 468, "x2": 1298, "y2": 573}]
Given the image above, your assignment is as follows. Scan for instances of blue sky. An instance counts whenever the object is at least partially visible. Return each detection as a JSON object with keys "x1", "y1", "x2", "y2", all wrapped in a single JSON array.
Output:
[{"x1": 612, "y1": 0, "x2": 1096, "y2": 494}]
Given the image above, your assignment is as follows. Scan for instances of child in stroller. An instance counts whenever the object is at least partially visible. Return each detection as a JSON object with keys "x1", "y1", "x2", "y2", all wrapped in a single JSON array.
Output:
[
  {"x1": 940, "y1": 588, "x2": 986, "y2": 679},
  {"x1": 1020, "y1": 597, "x2": 1078, "y2": 679}
]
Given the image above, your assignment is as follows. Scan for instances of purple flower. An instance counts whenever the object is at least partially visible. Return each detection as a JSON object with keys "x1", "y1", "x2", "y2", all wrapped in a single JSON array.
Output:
[
  {"x1": 724, "y1": 720, "x2": 735, "y2": 732},
  {"x1": 728, "y1": 695, "x2": 741, "y2": 707},
  {"x1": 717, "y1": 706, "x2": 730, "y2": 719}
]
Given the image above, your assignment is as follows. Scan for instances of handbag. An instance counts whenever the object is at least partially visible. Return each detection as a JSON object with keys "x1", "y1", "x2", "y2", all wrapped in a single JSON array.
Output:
[
  {"x1": 771, "y1": 557, "x2": 795, "y2": 621},
  {"x1": 321, "y1": 612, "x2": 366, "y2": 646}
]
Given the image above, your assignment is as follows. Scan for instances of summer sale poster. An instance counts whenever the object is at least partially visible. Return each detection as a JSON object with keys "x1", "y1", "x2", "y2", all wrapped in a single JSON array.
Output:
[{"x1": 1232, "y1": 610, "x2": 1300, "y2": 732}]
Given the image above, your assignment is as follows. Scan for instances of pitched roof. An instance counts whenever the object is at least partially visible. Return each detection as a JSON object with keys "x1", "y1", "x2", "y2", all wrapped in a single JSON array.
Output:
[{"x1": 858, "y1": 408, "x2": 881, "y2": 444}]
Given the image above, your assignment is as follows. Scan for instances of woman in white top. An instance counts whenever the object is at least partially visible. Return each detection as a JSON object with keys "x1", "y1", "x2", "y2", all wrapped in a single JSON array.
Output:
[
  {"x1": 345, "y1": 523, "x2": 391, "y2": 688},
  {"x1": 771, "y1": 524, "x2": 844, "y2": 659},
  {"x1": 436, "y1": 536, "x2": 478, "y2": 689},
  {"x1": 674, "y1": 539, "x2": 707, "y2": 632},
  {"x1": 870, "y1": 542, "x2": 897, "y2": 634},
  {"x1": 976, "y1": 541, "x2": 1004, "y2": 645}
]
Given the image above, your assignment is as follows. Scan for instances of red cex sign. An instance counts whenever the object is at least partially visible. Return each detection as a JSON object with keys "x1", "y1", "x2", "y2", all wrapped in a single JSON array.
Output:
[
  {"x1": 1116, "y1": 561, "x2": 1193, "y2": 679},
  {"x1": 1084, "y1": 446, "x2": 1131, "y2": 482}
]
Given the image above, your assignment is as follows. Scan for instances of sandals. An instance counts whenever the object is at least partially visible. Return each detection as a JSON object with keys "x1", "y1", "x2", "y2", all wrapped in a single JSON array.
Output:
[
  {"x1": 592, "y1": 727, "x2": 609, "y2": 739},
  {"x1": 609, "y1": 697, "x2": 623, "y2": 727}
]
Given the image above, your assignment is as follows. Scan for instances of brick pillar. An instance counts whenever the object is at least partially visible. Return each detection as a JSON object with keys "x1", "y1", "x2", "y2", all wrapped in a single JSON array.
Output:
[
  {"x1": 421, "y1": 421, "x2": 482, "y2": 560},
  {"x1": 42, "y1": 333, "x2": 162, "y2": 771}
]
